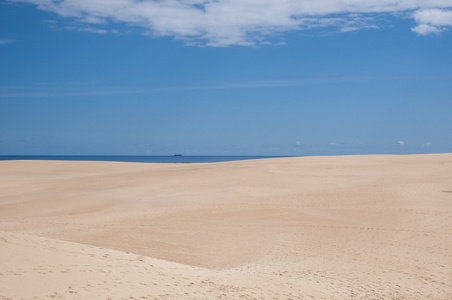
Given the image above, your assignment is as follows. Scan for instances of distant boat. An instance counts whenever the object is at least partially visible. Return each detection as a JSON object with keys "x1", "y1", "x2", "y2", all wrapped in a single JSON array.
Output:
[{"x1": 174, "y1": 154, "x2": 183, "y2": 156}]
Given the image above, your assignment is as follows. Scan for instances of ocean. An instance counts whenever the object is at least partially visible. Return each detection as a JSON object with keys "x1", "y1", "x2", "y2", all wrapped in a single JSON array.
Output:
[{"x1": 0, "y1": 155, "x2": 291, "y2": 163}]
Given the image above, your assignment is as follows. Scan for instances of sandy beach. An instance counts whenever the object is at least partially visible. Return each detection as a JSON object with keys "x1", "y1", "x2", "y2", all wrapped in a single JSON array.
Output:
[{"x1": 1, "y1": 154, "x2": 451, "y2": 299}]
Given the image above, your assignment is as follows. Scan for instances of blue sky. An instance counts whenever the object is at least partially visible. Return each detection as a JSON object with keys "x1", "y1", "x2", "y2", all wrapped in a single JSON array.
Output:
[{"x1": 1, "y1": 0, "x2": 452, "y2": 156}]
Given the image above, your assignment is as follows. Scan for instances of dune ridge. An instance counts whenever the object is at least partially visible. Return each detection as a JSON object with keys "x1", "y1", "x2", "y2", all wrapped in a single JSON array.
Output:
[{"x1": 1, "y1": 154, "x2": 451, "y2": 299}]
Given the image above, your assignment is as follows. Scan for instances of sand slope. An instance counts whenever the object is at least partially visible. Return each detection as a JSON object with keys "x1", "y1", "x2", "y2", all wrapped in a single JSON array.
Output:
[{"x1": 1, "y1": 154, "x2": 451, "y2": 299}]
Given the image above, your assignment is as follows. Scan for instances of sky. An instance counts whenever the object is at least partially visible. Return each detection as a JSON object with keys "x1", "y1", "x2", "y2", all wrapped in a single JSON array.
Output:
[{"x1": 1, "y1": 0, "x2": 452, "y2": 156}]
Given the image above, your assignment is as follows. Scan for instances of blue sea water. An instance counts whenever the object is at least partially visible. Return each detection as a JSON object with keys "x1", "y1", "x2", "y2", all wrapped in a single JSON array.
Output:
[{"x1": 0, "y1": 155, "x2": 290, "y2": 163}]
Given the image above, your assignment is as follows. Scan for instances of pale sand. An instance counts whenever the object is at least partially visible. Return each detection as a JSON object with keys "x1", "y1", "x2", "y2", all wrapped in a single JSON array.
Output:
[{"x1": 1, "y1": 154, "x2": 451, "y2": 299}]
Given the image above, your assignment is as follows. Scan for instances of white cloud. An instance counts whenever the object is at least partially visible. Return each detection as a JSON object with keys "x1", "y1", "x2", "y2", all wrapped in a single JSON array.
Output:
[
  {"x1": 422, "y1": 142, "x2": 433, "y2": 147},
  {"x1": 12, "y1": 0, "x2": 452, "y2": 46},
  {"x1": 397, "y1": 141, "x2": 404, "y2": 146},
  {"x1": 412, "y1": 8, "x2": 452, "y2": 34},
  {"x1": 295, "y1": 141, "x2": 301, "y2": 146}
]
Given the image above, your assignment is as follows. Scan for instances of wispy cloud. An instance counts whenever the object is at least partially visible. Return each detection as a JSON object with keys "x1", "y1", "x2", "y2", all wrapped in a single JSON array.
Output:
[
  {"x1": 64, "y1": 26, "x2": 109, "y2": 35},
  {"x1": 397, "y1": 141, "x2": 405, "y2": 146},
  {"x1": 47, "y1": 24, "x2": 116, "y2": 34},
  {"x1": 0, "y1": 39, "x2": 15, "y2": 45},
  {"x1": 0, "y1": 88, "x2": 142, "y2": 98},
  {"x1": 154, "y1": 76, "x2": 398, "y2": 92},
  {"x1": 422, "y1": 142, "x2": 433, "y2": 147},
  {"x1": 11, "y1": 0, "x2": 452, "y2": 47},
  {"x1": 0, "y1": 76, "x2": 400, "y2": 98}
]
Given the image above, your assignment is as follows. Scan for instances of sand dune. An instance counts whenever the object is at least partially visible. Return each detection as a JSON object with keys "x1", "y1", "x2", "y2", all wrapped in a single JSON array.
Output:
[{"x1": 1, "y1": 154, "x2": 451, "y2": 299}]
